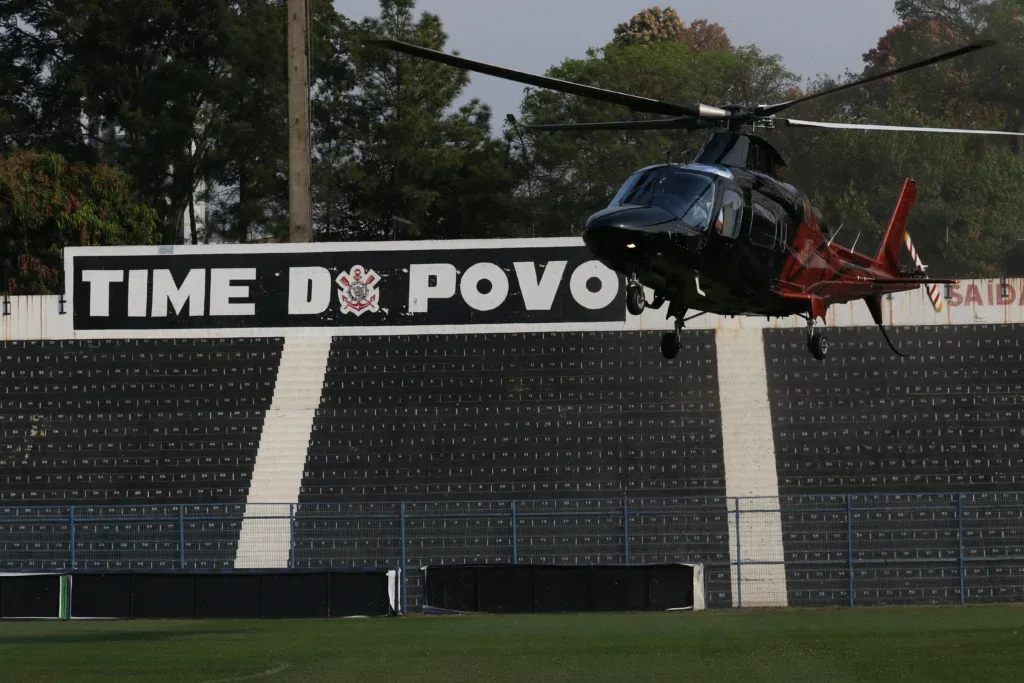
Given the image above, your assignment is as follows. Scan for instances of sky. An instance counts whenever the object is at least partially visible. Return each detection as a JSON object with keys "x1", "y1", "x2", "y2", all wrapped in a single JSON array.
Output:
[{"x1": 338, "y1": 0, "x2": 901, "y2": 128}]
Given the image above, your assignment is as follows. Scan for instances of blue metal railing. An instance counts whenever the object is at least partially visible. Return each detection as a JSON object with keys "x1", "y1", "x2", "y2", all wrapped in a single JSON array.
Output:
[{"x1": 2, "y1": 491, "x2": 1023, "y2": 610}]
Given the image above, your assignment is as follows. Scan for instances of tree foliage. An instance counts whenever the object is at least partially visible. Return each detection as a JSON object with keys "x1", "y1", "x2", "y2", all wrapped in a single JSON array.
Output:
[
  {"x1": 0, "y1": 150, "x2": 158, "y2": 294},
  {"x1": 2, "y1": 0, "x2": 231, "y2": 242},
  {"x1": 313, "y1": 0, "x2": 521, "y2": 241},
  {"x1": 610, "y1": 6, "x2": 731, "y2": 51},
  {"x1": 201, "y1": 0, "x2": 289, "y2": 243},
  {"x1": 0, "y1": 0, "x2": 302, "y2": 244}
]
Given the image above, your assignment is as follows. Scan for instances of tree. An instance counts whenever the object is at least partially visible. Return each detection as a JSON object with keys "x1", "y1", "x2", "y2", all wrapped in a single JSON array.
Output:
[
  {"x1": 309, "y1": 8, "x2": 359, "y2": 241},
  {"x1": 1, "y1": 0, "x2": 230, "y2": 242},
  {"x1": 203, "y1": 0, "x2": 290, "y2": 243},
  {"x1": 315, "y1": 0, "x2": 522, "y2": 241},
  {"x1": 960, "y1": 1, "x2": 1024, "y2": 153},
  {"x1": 866, "y1": 2, "x2": 1024, "y2": 148},
  {"x1": 610, "y1": 6, "x2": 731, "y2": 51},
  {"x1": 0, "y1": 0, "x2": 298, "y2": 244},
  {"x1": 894, "y1": 0, "x2": 994, "y2": 32},
  {"x1": 0, "y1": 150, "x2": 158, "y2": 294}
]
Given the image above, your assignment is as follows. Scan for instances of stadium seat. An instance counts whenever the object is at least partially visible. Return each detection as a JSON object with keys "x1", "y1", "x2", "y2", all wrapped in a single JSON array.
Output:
[
  {"x1": 292, "y1": 331, "x2": 733, "y2": 608},
  {"x1": 764, "y1": 324, "x2": 1024, "y2": 606},
  {"x1": 0, "y1": 338, "x2": 283, "y2": 570}
]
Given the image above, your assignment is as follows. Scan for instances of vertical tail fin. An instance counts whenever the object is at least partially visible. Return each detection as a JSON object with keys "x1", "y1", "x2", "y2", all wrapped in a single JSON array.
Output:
[{"x1": 875, "y1": 178, "x2": 917, "y2": 275}]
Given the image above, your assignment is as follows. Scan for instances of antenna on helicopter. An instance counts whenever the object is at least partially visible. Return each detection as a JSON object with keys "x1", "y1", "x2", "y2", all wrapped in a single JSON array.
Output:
[
  {"x1": 851, "y1": 230, "x2": 863, "y2": 253},
  {"x1": 828, "y1": 223, "x2": 844, "y2": 246}
]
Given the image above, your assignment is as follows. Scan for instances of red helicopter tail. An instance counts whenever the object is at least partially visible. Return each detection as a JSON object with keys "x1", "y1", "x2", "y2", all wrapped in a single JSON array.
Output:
[
  {"x1": 860, "y1": 178, "x2": 923, "y2": 359},
  {"x1": 874, "y1": 178, "x2": 917, "y2": 275}
]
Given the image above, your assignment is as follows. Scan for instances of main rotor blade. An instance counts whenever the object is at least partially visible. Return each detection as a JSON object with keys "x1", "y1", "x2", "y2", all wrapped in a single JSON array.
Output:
[
  {"x1": 758, "y1": 40, "x2": 997, "y2": 116},
  {"x1": 779, "y1": 118, "x2": 1024, "y2": 136},
  {"x1": 367, "y1": 38, "x2": 730, "y2": 120},
  {"x1": 521, "y1": 118, "x2": 715, "y2": 132}
]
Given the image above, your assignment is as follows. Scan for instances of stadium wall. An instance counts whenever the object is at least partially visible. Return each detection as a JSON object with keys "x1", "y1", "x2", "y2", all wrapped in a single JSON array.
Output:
[{"x1": 0, "y1": 238, "x2": 1022, "y2": 611}]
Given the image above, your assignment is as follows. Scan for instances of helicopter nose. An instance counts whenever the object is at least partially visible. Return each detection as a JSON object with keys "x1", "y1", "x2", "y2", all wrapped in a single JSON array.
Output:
[{"x1": 581, "y1": 205, "x2": 675, "y2": 256}]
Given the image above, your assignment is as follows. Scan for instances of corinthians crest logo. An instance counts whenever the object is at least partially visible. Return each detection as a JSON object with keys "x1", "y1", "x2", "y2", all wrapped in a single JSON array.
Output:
[{"x1": 336, "y1": 265, "x2": 380, "y2": 316}]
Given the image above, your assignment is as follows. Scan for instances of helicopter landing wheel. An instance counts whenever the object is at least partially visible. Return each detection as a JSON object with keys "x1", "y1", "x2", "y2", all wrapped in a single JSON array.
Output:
[
  {"x1": 661, "y1": 330, "x2": 681, "y2": 359},
  {"x1": 626, "y1": 284, "x2": 646, "y2": 316},
  {"x1": 807, "y1": 331, "x2": 829, "y2": 361}
]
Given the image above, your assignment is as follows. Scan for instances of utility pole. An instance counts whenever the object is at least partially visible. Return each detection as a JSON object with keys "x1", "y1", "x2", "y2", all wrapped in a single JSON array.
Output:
[{"x1": 287, "y1": 0, "x2": 312, "y2": 242}]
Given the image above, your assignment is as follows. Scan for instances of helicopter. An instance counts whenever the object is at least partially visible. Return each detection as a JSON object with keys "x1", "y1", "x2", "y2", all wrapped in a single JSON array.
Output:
[{"x1": 368, "y1": 38, "x2": 1024, "y2": 360}]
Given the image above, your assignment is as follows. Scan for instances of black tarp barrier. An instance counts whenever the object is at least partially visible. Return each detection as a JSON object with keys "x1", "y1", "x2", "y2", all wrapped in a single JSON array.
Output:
[
  {"x1": 423, "y1": 563, "x2": 697, "y2": 613},
  {"x1": 0, "y1": 574, "x2": 62, "y2": 618},
  {"x1": 60, "y1": 569, "x2": 397, "y2": 619}
]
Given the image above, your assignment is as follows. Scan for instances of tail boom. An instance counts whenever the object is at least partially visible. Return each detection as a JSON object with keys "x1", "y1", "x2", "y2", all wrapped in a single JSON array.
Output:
[{"x1": 861, "y1": 276, "x2": 957, "y2": 285}]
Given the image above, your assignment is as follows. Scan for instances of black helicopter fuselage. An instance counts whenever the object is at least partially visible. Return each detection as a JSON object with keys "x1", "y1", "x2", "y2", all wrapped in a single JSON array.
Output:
[{"x1": 582, "y1": 161, "x2": 819, "y2": 317}]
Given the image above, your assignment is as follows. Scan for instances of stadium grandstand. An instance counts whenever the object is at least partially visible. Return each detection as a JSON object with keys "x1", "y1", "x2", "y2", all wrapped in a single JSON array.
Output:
[{"x1": 1, "y1": 238, "x2": 1022, "y2": 611}]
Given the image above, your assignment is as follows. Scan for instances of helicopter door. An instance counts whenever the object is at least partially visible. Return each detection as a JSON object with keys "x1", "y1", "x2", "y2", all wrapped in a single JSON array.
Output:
[
  {"x1": 746, "y1": 196, "x2": 788, "y2": 283},
  {"x1": 749, "y1": 202, "x2": 778, "y2": 250}
]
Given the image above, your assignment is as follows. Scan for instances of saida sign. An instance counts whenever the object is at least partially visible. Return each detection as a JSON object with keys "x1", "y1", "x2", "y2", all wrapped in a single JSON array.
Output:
[{"x1": 63, "y1": 239, "x2": 625, "y2": 331}]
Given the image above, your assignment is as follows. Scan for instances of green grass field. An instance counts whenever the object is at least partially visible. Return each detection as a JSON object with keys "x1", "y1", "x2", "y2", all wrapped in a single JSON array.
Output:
[{"x1": 2, "y1": 606, "x2": 1023, "y2": 682}]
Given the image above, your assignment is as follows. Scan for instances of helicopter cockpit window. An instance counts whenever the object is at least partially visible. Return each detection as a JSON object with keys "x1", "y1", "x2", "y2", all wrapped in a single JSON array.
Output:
[
  {"x1": 716, "y1": 189, "x2": 743, "y2": 239},
  {"x1": 609, "y1": 168, "x2": 716, "y2": 231},
  {"x1": 608, "y1": 170, "x2": 652, "y2": 207}
]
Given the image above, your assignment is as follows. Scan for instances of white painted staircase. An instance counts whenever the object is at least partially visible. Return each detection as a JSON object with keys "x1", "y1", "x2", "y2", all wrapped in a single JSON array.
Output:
[
  {"x1": 715, "y1": 328, "x2": 789, "y2": 607},
  {"x1": 234, "y1": 336, "x2": 333, "y2": 569}
]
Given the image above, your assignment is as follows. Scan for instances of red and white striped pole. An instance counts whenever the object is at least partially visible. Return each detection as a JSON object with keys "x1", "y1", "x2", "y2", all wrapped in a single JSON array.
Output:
[{"x1": 904, "y1": 232, "x2": 942, "y2": 312}]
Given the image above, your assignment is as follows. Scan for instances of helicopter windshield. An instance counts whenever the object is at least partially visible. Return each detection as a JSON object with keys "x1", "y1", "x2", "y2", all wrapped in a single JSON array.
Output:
[{"x1": 608, "y1": 168, "x2": 717, "y2": 231}]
